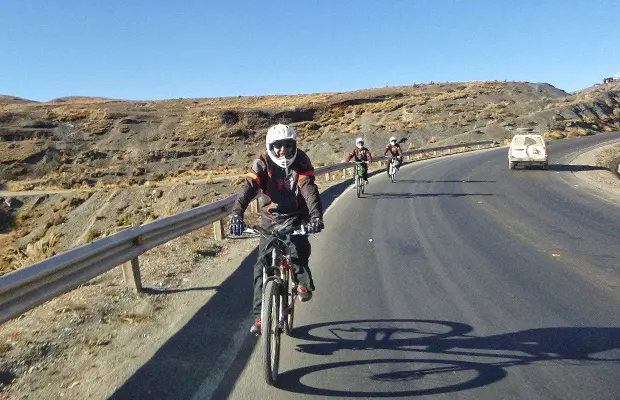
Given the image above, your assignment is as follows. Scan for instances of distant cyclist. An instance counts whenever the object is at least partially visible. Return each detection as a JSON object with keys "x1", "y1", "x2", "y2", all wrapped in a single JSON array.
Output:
[
  {"x1": 384, "y1": 136, "x2": 402, "y2": 177},
  {"x1": 345, "y1": 137, "x2": 373, "y2": 184},
  {"x1": 228, "y1": 124, "x2": 324, "y2": 335}
]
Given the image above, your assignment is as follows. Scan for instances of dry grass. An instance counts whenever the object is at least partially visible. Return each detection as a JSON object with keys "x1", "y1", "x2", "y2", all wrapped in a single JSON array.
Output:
[
  {"x1": 545, "y1": 130, "x2": 568, "y2": 140},
  {"x1": 118, "y1": 312, "x2": 150, "y2": 324},
  {"x1": 85, "y1": 229, "x2": 102, "y2": 243},
  {"x1": 1, "y1": 233, "x2": 62, "y2": 272},
  {"x1": 595, "y1": 144, "x2": 620, "y2": 167},
  {"x1": 230, "y1": 175, "x2": 245, "y2": 185},
  {"x1": 0, "y1": 140, "x2": 41, "y2": 163}
]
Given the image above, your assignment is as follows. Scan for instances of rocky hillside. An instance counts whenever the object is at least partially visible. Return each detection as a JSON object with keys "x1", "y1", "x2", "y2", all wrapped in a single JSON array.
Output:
[
  {"x1": 1, "y1": 80, "x2": 619, "y2": 274},
  {"x1": 2, "y1": 80, "x2": 619, "y2": 187}
]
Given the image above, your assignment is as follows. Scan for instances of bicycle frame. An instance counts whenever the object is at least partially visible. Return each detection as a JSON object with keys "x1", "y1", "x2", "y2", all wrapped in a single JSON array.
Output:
[
  {"x1": 355, "y1": 163, "x2": 364, "y2": 177},
  {"x1": 387, "y1": 156, "x2": 398, "y2": 182},
  {"x1": 263, "y1": 245, "x2": 295, "y2": 328},
  {"x1": 351, "y1": 161, "x2": 367, "y2": 197}
]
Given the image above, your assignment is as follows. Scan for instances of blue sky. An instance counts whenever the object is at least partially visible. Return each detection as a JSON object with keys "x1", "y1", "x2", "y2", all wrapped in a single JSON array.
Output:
[{"x1": 1, "y1": 1, "x2": 618, "y2": 101}]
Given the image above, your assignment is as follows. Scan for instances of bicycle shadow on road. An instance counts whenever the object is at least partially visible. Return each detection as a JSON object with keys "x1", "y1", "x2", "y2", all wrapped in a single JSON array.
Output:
[
  {"x1": 363, "y1": 192, "x2": 495, "y2": 199},
  {"x1": 273, "y1": 319, "x2": 620, "y2": 397},
  {"x1": 545, "y1": 164, "x2": 609, "y2": 172},
  {"x1": 394, "y1": 179, "x2": 496, "y2": 183}
]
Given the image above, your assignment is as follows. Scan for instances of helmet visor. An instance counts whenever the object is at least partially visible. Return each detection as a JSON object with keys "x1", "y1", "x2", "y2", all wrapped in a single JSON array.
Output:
[
  {"x1": 270, "y1": 139, "x2": 297, "y2": 159},
  {"x1": 272, "y1": 139, "x2": 295, "y2": 149}
]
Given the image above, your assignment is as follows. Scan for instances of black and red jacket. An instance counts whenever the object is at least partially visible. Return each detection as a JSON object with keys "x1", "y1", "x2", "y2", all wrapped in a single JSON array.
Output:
[
  {"x1": 384, "y1": 144, "x2": 402, "y2": 157},
  {"x1": 232, "y1": 150, "x2": 323, "y2": 223},
  {"x1": 345, "y1": 147, "x2": 373, "y2": 163}
]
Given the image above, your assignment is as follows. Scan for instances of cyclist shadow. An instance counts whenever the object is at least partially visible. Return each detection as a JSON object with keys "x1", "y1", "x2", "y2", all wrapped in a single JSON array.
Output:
[
  {"x1": 547, "y1": 164, "x2": 609, "y2": 172},
  {"x1": 395, "y1": 179, "x2": 496, "y2": 183},
  {"x1": 108, "y1": 248, "x2": 258, "y2": 400},
  {"x1": 275, "y1": 319, "x2": 620, "y2": 396},
  {"x1": 363, "y1": 192, "x2": 494, "y2": 199}
]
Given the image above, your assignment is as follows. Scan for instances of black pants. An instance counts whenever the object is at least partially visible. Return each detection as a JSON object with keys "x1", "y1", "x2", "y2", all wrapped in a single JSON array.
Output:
[{"x1": 252, "y1": 218, "x2": 315, "y2": 320}]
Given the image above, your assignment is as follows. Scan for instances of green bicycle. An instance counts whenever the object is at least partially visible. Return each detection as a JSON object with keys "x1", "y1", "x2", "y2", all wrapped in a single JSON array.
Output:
[{"x1": 351, "y1": 161, "x2": 367, "y2": 198}]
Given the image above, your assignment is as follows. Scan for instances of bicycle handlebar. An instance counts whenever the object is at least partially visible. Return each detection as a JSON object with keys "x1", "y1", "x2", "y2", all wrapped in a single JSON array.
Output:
[{"x1": 243, "y1": 224, "x2": 308, "y2": 237}]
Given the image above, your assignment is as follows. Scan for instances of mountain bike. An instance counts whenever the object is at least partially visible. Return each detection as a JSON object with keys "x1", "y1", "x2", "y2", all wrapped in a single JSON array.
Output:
[
  {"x1": 351, "y1": 161, "x2": 368, "y2": 198},
  {"x1": 386, "y1": 156, "x2": 399, "y2": 183},
  {"x1": 243, "y1": 224, "x2": 309, "y2": 386}
]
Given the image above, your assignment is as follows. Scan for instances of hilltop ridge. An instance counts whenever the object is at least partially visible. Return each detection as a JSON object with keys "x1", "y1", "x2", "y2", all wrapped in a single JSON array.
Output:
[{"x1": 1, "y1": 80, "x2": 618, "y2": 188}]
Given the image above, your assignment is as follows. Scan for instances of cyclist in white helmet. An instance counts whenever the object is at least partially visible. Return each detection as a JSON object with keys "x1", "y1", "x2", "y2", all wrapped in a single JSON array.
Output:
[
  {"x1": 384, "y1": 136, "x2": 403, "y2": 176},
  {"x1": 345, "y1": 137, "x2": 373, "y2": 184},
  {"x1": 229, "y1": 124, "x2": 324, "y2": 335}
]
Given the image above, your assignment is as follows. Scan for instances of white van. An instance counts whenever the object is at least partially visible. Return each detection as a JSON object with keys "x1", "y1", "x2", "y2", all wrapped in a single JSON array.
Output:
[{"x1": 508, "y1": 131, "x2": 548, "y2": 170}]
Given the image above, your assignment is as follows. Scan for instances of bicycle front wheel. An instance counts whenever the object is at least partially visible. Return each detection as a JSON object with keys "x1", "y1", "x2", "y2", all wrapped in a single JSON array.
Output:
[
  {"x1": 356, "y1": 176, "x2": 361, "y2": 198},
  {"x1": 284, "y1": 275, "x2": 296, "y2": 336},
  {"x1": 262, "y1": 280, "x2": 281, "y2": 385}
]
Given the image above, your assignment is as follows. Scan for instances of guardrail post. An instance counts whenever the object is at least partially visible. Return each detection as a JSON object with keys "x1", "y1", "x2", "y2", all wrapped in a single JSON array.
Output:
[
  {"x1": 122, "y1": 258, "x2": 142, "y2": 293},
  {"x1": 342, "y1": 169, "x2": 347, "y2": 178},
  {"x1": 326, "y1": 172, "x2": 332, "y2": 181},
  {"x1": 214, "y1": 219, "x2": 224, "y2": 240}
]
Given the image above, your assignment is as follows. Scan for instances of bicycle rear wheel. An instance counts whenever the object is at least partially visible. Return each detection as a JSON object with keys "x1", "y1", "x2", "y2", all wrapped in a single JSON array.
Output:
[{"x1": 262, "y1": 280, "x2": 281, "y2": 385}]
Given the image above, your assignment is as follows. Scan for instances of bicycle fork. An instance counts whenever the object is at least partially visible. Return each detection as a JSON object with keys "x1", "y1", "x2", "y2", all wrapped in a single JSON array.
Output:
[{"x1": 262, "y1": 248, "x2": 286, "y2": 329}]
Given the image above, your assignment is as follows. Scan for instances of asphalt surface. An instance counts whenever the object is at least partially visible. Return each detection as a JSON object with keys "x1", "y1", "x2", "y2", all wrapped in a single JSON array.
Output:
[{"x1": 112, "y1": 133, "x2": 620, "y2": 400}]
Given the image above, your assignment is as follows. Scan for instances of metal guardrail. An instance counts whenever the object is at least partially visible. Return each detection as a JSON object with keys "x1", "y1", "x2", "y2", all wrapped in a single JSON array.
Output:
[
  {"x1": 0, "y1": 140, "x2": 495, "y2": 324},
  {"x1": 316, "y1": 140, "x2": 495, "y2": 179},
  {"x1": 0, "y1": 196, "x2": 236, "y2": 324}
]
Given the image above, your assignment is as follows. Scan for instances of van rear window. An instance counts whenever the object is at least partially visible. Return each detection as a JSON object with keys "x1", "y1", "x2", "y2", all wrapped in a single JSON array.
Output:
[{"x1": 513, "y1": 136, "x2": 543, "y2": 146}]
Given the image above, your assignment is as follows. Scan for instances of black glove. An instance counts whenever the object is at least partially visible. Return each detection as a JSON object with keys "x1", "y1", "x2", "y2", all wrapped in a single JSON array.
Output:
[
  {"x1": 307, "y1": 217, "x2": 324, "y2": 234},
  {"x1": 229, "y1": 214, "x2": 244, "y2": 236}
]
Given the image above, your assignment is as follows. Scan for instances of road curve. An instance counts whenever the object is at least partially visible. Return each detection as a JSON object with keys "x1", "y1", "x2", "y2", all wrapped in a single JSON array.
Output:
[
  {"x1": 105, "y1": 133, "x2": 620, "y2": 400},
  {"x1": 216, "y1": 133, "x2": 620, "y2": 399}
]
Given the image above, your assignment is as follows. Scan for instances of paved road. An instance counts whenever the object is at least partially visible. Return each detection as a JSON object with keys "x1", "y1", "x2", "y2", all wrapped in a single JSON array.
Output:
[{"x1": 110, "y1": 133, "x2": 620, "y2": 400}]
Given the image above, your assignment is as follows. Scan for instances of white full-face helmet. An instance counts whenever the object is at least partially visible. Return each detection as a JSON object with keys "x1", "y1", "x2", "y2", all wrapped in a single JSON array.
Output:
[
  {"x1": 266, "y1": 124, "x2": 297, "y2": 168},
  {"x1": 356, "y1": 137, "x2": 364, "y2": 149},
  {"x1": 389, "y1": 136, "x2": 397, "y2": 145}
]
